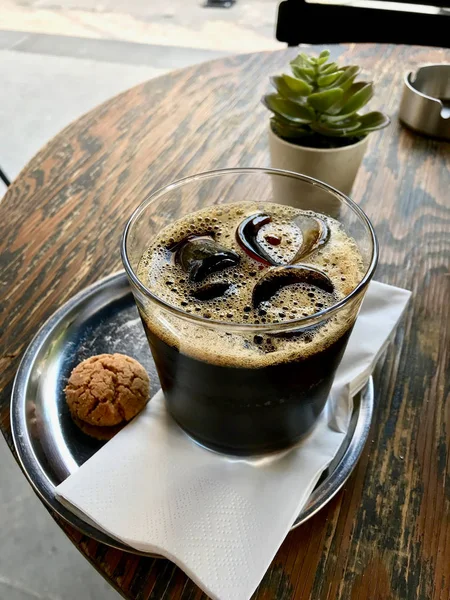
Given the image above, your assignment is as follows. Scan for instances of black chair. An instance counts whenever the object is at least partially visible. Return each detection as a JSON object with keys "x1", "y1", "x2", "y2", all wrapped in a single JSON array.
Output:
[
  {"x1": 204, "y1": 0, "x2": 236, "y2": 6},
  {"x1": 276, "y1": 0, "x2": 450, "y2": 48}
]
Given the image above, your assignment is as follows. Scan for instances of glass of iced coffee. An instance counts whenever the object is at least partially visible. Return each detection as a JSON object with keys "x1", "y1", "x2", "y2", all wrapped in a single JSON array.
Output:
[{"x1": 122, "y1": 168, "x2": 377, "y2": 455}]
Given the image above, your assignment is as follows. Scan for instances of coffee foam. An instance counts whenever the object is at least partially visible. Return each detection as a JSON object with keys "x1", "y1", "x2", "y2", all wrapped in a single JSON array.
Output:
[{"x1": 137, "y1": 202, "x2": 365, "y2": 367}]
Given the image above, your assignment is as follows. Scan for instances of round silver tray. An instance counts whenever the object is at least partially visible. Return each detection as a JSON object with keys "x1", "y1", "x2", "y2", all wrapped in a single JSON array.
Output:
[{"x1": 11, "y1": 271, "x2": 374, "y2": 555}]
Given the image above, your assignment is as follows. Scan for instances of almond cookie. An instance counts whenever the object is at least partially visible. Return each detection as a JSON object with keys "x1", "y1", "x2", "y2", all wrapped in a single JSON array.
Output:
[
  {"x1": 65, "y1": 353, "x2": 150, "y2": 428},
  {"x1": 71, "y1": 415, "x2": 126, "y2": 441}
]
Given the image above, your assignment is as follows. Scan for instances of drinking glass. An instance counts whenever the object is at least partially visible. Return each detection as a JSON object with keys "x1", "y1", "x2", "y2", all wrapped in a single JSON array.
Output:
[{"x1": 122, "y1": 168, "x2": 378, "y2": 455}]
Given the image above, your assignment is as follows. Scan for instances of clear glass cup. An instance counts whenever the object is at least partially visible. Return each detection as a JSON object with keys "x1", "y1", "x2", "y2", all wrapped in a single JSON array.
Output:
[{"x1": 122, "y1": 168, "x2": 378, "y2": 455}]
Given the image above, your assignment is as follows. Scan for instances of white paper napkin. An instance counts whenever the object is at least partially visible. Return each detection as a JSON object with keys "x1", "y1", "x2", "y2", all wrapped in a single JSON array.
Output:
[{"x1": 57, "y1": 280, "x2": 410, "y2": 600}]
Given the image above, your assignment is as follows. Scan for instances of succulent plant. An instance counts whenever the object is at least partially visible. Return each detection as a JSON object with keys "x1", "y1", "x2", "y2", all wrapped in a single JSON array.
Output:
[{"x1": 263, "y1": 50, "x2": 390, "y2": 148}]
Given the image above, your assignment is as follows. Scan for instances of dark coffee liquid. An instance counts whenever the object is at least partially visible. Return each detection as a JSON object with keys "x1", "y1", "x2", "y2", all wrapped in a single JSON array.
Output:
[
  {"x1": 144, "y1": 324, "x2": 352, "y2": 454},
  {"x1": 138, "y1": 202, "x2": 364, "y2": 454}
]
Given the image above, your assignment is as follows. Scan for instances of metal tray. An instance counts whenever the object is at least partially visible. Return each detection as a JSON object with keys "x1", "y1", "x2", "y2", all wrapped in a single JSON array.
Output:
[{"x1": 11, "y1": 271, "x2": 374, "y2": 555}]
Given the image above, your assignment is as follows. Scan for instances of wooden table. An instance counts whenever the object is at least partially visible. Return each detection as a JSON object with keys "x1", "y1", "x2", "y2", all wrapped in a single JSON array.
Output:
[{"x1": 1, "y1": 43, "x2": 449, "y2": 600}]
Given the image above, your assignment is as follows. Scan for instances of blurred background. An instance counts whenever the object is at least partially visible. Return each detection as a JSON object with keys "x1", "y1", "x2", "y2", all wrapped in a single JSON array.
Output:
[
  {"x1": 0, "y1": 0, "x2": 283, "y2": 199},
  {"x1": 0, "y1": 2, "x2": 281, "y2": 597}
]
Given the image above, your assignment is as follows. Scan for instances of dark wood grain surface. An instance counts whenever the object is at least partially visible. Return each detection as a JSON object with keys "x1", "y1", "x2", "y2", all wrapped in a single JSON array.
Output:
[{"x1": 1, "y1": 44, "x2": 449, "y2": 600}]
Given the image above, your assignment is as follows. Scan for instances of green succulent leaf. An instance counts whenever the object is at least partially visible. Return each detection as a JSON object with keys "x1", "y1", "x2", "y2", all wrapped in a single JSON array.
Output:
[
  {"x1": 291, "y1": 55, "x2": 315, "y2": 71},
  {"x1": 290, "y1": 65, "x2": 313, "y2": 83},
  {"x1": 263, "y1": 50, "x2": 390, "y2": 142},
  {"x1": 300, "y1": 53, "x2": 316, "y2": 65},
  {"x1": 311, "y1": 122, "x2": 363, "y2": 137},
  {"x1": 300, "y1": 66, "x2": 315, "y2": 77},
  {"x1": 325, "y1": 82, "x2": 370, "y2": 117},
  {"x1": 316, "y1": 50, "x2": 331, "y2": 65},
  {"x1": 263, "y1": 94, "x2": 315, "y2": 123},
  {"x1": 336, "y1": 83, "x2": 373, "y2": 116},
  {"x1": 307, "y1": 88, "x2": 343, "y2": 112},
  {"x1": 338, "y1": 74, "x2": 359, "y2": 93},
  {"x1": 271, "y1": 75, "x2": 312, "y2": 98},
  {"x1": 271, "y1": 117, "x2": 311, "y2": 139},
  {"x1": 319, "y1": 62, "x2": 339, "y2": 74},
  {"x1": 291, "y1": 65, "x2": 315, "y2": 80},
  {"x1": 283, "y1": 74, "x2": 313, "y2": 95},
  {"x1": 317, "y1": 117, "x2": 362, "y2": 132},
  {"x1": 332, "y1": 66, "x2": 360, "y2": 91},
  {"x1": 317, "y1": 72, "x2": 342, "y2": 87},
  {"x1": 353, "y1": 111, "x2": 391, "y2": 132},
  {"x1": 291, "y1": 54, "x2": 314, "y2": 69}
]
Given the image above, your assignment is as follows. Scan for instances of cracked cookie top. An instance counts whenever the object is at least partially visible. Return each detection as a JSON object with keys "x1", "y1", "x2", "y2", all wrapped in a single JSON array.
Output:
[{"x1": 64, "y1": 353, "x2": 150, "y2": 427}]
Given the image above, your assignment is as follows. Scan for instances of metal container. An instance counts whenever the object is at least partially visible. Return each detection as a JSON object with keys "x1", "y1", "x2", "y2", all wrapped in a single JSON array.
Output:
[{"x1": 399, "y1": 64, "x2": 450, "y2": 140}]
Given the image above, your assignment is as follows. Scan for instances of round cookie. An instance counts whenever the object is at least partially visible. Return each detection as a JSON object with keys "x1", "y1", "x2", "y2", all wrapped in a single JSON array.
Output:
[
  {"x1": 65, "y1": 353, "x2": 150, "y2": 427},
  {"x1": 71, "y1": 415, "x2": 126, "y2": 441}
]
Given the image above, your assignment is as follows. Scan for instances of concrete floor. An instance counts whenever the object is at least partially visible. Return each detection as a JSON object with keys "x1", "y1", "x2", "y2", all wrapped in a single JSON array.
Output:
[
  {"x1": 0, "y1": 435, "x2": 120, "y2": 600},
  {"x1": 0, "y1": 2, "x2": 278, "y2": 598},
  {"x1": 2, "y1": 0, "x2": 281, "y2": 53},
  {"x1": 0, "y1": 34, "x2": 227, "y2": 182}
]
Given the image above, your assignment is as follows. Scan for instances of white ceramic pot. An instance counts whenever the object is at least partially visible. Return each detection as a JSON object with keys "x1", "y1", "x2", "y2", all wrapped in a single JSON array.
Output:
[{"x1": 268, "y1": 125, "x2": 369, "y2": 198}]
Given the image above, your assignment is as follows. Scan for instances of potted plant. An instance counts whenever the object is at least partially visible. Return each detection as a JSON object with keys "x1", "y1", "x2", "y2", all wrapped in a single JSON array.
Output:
[{"x1": 263, "y1": 50, "x2": 390, "y2": 196}]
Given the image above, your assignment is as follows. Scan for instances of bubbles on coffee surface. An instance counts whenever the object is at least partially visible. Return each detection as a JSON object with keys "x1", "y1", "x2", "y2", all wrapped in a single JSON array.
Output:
[{"x1": 138, "y1": 201, "x2": 363, "y2": 328}]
